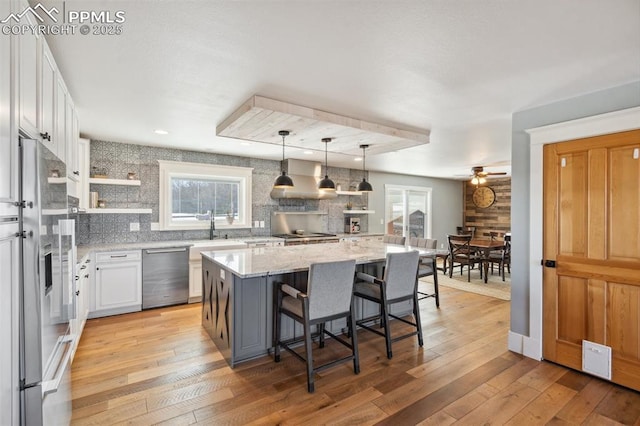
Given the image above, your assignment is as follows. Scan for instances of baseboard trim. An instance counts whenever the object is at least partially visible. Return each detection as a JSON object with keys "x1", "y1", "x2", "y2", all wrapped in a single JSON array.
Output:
[
  {"x1": 508, "y1": 331, "x2": 523, "y2": 354},
  {"x1": 508, "y1": 331, "x2": 542, "y2": 361}
]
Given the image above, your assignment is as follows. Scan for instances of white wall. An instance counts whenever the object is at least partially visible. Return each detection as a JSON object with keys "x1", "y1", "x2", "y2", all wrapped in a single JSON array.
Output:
[{"x1": 367, "y1": 171, "x2": 464, "y2": 248}]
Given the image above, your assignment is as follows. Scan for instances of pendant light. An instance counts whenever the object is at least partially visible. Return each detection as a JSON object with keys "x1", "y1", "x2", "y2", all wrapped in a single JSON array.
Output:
[
  {"x1": 318, "y1": 138, "x2": 336, "y2": 190},
  {"x1": 357, "y1": 144, "x2": 373, "y2": 192},
  {"x1": 273, "y1": 130, "x2": 294, "y2": 188}
]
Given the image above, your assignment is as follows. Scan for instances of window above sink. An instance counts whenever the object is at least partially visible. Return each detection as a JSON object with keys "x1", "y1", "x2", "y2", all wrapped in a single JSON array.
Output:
[{"x1": 158, "y1": 160, "x2": 253, "y2": 231}]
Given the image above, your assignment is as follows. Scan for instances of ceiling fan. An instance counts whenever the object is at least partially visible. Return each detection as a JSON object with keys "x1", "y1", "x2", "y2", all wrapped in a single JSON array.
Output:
[{"x1": 469, "y1": 166, "x2": 507, "y2": 185}]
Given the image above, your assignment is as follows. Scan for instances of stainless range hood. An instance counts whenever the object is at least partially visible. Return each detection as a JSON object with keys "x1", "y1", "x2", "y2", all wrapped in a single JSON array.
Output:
[{"x1": 270, "y1": 159, "x2": 338, "y2": 200}]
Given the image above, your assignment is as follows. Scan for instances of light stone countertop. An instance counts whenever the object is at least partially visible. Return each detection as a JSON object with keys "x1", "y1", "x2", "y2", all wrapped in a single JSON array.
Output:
[
  {"x1": 76, "y1": 233, "x2": 385, "y2": 262},
  {"x1": 76, "y1": 236, "x2": 284, "y2": 262},
  {"x1": 201, "y1": 239, "x2": 440, "y2": 278}
]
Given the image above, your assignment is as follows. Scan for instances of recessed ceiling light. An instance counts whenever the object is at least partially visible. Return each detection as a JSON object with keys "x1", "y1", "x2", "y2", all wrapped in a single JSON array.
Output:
[
  {"x1": 354, "y1": 157, "x2": 363, "y2": 162},
  {"x1": 304, "y1": 150, "x2": 313, "y2": 155},
  {"x1": 154, "y1": 129, "x2": 169, "y2": 135}
]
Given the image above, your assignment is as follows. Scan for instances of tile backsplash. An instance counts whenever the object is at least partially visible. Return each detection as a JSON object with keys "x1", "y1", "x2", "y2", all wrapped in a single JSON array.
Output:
[{"x1": 79, "y1": 140, "x2": 368, "y2": 245}]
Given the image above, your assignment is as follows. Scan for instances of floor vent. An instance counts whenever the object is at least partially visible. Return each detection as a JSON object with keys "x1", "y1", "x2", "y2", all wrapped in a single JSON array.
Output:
[{"x1": 582, "y1": 340, "x2": 612, "y2": 380}]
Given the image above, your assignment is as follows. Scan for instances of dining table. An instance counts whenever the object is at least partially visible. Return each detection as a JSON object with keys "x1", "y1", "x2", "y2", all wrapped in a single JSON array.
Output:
[{"x1": 469, "y1": 238, "x2": 506, "y2": 283}]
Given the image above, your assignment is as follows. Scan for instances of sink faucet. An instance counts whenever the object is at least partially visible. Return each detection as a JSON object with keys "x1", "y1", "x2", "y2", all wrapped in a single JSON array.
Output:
[
  {"x1": 196, "y1": 211, "x2": 218, "y2": 240},
  {"x1": 209, "y1": 212, "x2": 216, "y2": 240}
]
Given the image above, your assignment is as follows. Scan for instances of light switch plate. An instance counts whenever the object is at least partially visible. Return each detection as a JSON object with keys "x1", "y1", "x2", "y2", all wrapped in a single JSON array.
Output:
[
  {"x1": 130, "y1": 222, "x2": 140, "y2": 231},
  {"x1": 259, "y1": 221, "x2": 265, "y2": 228},
  {"x1": 254, "y1": 220, "x2": 259, "y2": 228}
]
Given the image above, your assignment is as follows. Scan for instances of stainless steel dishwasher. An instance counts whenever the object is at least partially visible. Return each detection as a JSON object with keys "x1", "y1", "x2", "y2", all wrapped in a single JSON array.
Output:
[{"x1": 142, "y1": 246, "x2": 189, "y2": 309}]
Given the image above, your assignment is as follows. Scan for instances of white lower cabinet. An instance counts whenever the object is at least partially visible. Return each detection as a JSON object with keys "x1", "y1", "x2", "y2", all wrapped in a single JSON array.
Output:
[
  {"x1": 90, "y1": 250, "x2": 142, "y2": 318},
  {"x1": 188, "y1": 260, "x2": 203, "y2": 301},
  {"x1": 70, "y1": 255, "x2": 91, "y2": 362},
  {"x1": 187, "y1": 242, "x2": 248, "y2": 301}
]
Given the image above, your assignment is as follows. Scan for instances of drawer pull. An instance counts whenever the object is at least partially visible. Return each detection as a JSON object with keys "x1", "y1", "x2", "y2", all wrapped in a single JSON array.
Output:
[{"x1": 110, "y1": 254, "x2": 128, "y2": 258}]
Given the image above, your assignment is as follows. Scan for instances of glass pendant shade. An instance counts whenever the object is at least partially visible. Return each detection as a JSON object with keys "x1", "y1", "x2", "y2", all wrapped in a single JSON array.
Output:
[
  {"x1": 273, "y1": 130, "x2": 294, "y2": 188},
  {"x1": 357, "y1": 144, "x2": 373, "y2": 192},
  {"x1": 318, "y1": 138, "x2": 336, "y2": 190},
  {"x1": 471, "y1": 176, "x2": 486, "y2": 185}
]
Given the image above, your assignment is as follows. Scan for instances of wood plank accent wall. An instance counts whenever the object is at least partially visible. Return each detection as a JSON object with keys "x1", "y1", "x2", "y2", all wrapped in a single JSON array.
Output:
[{"x1": 464, "y1": 178, "x2": 511, "y2": 238}]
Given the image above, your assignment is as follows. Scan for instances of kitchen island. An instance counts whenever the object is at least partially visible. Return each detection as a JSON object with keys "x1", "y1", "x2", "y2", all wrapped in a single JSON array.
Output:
[{"x1": 201, "y1": 240, "x2": 437, "y2": 367}]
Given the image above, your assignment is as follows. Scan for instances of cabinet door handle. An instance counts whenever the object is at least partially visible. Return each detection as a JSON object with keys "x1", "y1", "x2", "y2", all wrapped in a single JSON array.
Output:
[
  {"x1": 0, "y1": 233, "x2": 20, "y2": 242},
  {"x1": 40, "y1": 132, "x2": 51, "y2": 141},
  {"x1": 73, "y1": 171, "x2": 79, "y2": 176},
  {"x1": 75, "y1": 290, "x2": 80, "y2": 296}
]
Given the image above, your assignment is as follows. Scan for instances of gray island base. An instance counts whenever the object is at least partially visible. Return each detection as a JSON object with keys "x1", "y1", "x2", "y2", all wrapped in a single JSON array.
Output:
[{"x1": 201, "y1": 240, "x2": 437, "y2": 367}]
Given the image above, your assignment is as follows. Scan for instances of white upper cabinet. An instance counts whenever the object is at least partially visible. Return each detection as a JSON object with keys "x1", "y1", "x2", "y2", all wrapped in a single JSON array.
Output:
[
  {"x1": 66, "y1": 98, "x2": 79, "y2": 181},
  {"x1": 1, "y1": 1, "x2": 18, "y2": 218},
  {"x1": 77, "y1": 138, "x2": 90, "y2": 209},
  {"x1": 55, "y1": 73, "x2": 67, "y2": 164},
  {"x1": 40, "y1": 43, "x2": 57, "y2": 156},
  {"x1": 17, "y1": 1, "x2": 39, "y2": 139},
  {"x1": 15, "y1": 0, "x2": 80, "y2": 166}
]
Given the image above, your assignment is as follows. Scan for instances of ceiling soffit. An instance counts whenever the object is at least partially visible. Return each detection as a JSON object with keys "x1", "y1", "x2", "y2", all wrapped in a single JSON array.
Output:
[{"x1": 216, "y1": 96, "x2": 430, "y2": 156}]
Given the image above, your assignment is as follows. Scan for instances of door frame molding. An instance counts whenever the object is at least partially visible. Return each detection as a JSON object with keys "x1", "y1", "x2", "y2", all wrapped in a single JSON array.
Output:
[{"x1": 510, "y1": 106, "x2": 640, "y2": 361}]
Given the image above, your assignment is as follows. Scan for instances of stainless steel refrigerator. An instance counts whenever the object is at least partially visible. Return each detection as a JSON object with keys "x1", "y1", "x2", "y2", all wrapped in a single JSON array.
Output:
[{"x1": 19, "y1": 137, "x2": 75, "y2": 425}]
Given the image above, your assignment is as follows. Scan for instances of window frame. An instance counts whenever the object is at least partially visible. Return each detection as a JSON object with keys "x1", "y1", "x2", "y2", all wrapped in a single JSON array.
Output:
[
  {"x1": 158, "y1": 160, "x2": 253, "y2": 230},
  {"x1": 384, "y1": 184, "x2": 432, "y2": 239}
]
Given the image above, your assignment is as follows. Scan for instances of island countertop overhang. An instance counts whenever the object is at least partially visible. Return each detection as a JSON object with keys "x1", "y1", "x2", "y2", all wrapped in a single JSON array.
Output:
[{"x1": 201, "y1": 240, "x2": 442, "y2": 278}]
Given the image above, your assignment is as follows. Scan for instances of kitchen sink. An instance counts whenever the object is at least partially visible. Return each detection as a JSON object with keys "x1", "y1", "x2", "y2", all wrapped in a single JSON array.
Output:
[{"x1": 189, "y1": 240, "x2": 248, "y2": 260}]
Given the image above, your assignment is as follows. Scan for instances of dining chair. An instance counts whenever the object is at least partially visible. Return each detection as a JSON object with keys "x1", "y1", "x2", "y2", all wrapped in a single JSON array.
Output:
[
  {"x1": 456, "y1": 226, "x2": 476, "y2": 238},
  {"x1": 353, "y1": 251, "x2": 422, "y2": 359},
  {"x1": 447, "y1": 234, "x2": 480, "y2": 282},
  {"x1": 274, "y1": 259, "x2": 359, "y2": 393},
  {"x1": 383, "y1": 234, "x2": 406, "y2": 245},
  {"x1": 502, "y1": 235, "x2": 511, "y2": 280},
  {"x1": 408, "y1": 238, "x2": 440, "y2": 307},
  {"x1": 488, "y1": 234, "x2": 511, "y2": 281},
  {"x1": 489, "y1": 231, "x2": 505, "y2": 241}
]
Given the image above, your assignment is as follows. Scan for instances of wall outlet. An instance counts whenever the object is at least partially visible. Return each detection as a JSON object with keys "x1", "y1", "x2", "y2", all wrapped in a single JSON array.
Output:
[
  {"x1": 441, "y1": 243, "x2": 444, "y2": 248},
  {"x1": 380, "y1": 218, "x2": 384, "y2": 225},
  {"x1": 259, "y1": 221, "x2": 265, "y2": 228},
  {"x1": 254, "y1": 220, "x2": 259, "y2": 228},
  {"x1": 130, "y1": 222, "x2": 140, "y2": 232}
]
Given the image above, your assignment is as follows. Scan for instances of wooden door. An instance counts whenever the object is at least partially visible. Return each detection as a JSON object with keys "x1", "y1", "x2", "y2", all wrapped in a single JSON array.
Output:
[{"x1": 543, "y1": 129, "x2": 640, "y2": 391}]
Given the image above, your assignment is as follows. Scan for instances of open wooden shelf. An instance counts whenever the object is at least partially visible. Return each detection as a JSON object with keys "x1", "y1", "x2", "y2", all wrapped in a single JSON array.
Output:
[
  {"x1": 86, "y1": 208, "x2": 152, "y2": 214},
  {"x1": 89, "y1": 178, "x2": 141, "y2": 186},
  {"x1": 343, "y1": 210, "x2": 375, "y2": 214}
]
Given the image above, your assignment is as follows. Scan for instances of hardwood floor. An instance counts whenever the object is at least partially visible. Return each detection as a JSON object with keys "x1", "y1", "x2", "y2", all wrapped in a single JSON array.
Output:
[{"x1": 71, "y1": 284, "x2": 640, "y2": 425}]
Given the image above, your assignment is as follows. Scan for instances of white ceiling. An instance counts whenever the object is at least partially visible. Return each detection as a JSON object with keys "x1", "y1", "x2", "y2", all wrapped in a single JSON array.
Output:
[{"x1": 40, "y1": 0, "x2": 640, "y2": 179}]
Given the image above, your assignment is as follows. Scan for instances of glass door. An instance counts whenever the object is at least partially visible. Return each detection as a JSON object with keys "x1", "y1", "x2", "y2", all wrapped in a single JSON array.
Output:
[{"x1": 384, "y1": 185, "x2": 432, "y2": 238}]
